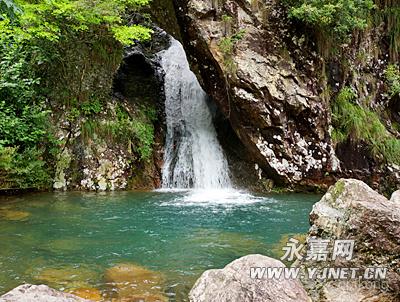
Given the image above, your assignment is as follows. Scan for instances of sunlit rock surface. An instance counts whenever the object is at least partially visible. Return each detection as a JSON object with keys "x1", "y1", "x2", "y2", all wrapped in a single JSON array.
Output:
[
  {"x1": 103, "y1": 263, "x2": 168, "y2": 302},
  {"x1": 161, "y1": 0, "x2": 400, "y2": 193},
  {"x1": 70, "y1": 287, "x2": 103, "y2": 301},
  {"x1": 27, "y1": 264, "x2": 103, "y2": 291},
  {"x1": 391, "y1": 189, "x2": 400, "y2": 205},
  {"x1": 169, "y1": 0, "x2": 340, "y2": 191},
  {"x1": 189, "y1": 254, "x2": 309, "y2": 302},
  {"x1": 0, "y1": 284, "x2": 94, "y2": 302},
  {"x1": 295, "y1": 178, "x2": 400, "y2": 301}
]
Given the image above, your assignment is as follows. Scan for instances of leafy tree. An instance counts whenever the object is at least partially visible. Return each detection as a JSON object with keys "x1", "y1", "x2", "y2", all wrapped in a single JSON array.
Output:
[
  {"x1": 10, "y1": 0, "x2": 153, "y2": 45},
  {"x1": 0, "y1": 35, "x2": 48, "y2": 148},
  {"x1": 0, "y1": 0, "x2": 153, "y2": 189},
  {"x1": 286, "y1": 0, "x2": 376, "y2": 40},
  {"x1": 0, "y1": 0, "x2": 22, "y2": 22}
]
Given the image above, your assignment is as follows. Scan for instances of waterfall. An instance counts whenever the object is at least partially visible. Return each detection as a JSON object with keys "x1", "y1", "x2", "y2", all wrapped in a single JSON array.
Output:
[{"x1": 158, "y1": 38, "x2": 231, "y2": 189}]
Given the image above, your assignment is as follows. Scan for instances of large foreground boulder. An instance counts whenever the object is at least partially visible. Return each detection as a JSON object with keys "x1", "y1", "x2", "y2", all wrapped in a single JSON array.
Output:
[
  {"x1": 189, "y1": 254, "x2": 309, "y2": 302},
  {"x1": 0, "y1": 284, "x2": 93, "y2": 302},
  {"x1": 295, "y1": 178, "x2": 400, "y2": 301}
]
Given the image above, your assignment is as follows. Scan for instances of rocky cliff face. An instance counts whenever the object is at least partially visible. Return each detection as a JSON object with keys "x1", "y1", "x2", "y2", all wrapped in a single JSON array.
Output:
[
  {"x1": 51, "y1": 0, "x2": 400, "y2": 193},
  {"x1": 166, "y1": 0, "x2": 341, "y2": 191},
  {"x1": 151, "y1": 0, "x2": 400, "y2": 193},
  {"x1": 295, "y1": 179, "x2": 400, "y2": 301},
  {"x1": 52, "y1": 24, "x2": 170, "y2": 191}
]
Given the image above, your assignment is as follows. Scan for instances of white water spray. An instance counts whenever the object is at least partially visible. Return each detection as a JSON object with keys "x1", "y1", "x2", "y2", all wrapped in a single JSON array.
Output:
[{"x1": 158, "y1": 38, "x2": 231, "y2": 189}]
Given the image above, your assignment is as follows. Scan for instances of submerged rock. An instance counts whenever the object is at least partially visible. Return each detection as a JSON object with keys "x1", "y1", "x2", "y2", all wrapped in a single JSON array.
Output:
[
  {"x1": 70, "y1": 287, "x2": 104, "y2": 301},
  {"x1": 103, "y1": 263, "x2": 167, "y2": 302},
  {"x1": 295, "y1": 178, "x2": 400, "y2": 301},
  {"x1": 27, "y1": 264, "x2": 103, "y2": 291},
  {"x1": 189, "y1": 254, "x2": 309, "y2": 302},
  {"x1": 0, "y1": 210, "x2": 30, "y2": 221},
  {"x1": 0, "y1": 284, "x2": 94, "y2": 302}
]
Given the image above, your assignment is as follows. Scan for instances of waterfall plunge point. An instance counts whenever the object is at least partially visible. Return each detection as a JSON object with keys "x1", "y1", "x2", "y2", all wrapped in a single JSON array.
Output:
[{"x1": 158, "y1": 38, "x2": 232, "y2": 190}]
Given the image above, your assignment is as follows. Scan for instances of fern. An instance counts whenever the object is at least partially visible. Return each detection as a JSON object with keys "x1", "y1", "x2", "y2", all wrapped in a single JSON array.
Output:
[{"x1": 332, "y1": 86, "x2": 400, "y2": 165}]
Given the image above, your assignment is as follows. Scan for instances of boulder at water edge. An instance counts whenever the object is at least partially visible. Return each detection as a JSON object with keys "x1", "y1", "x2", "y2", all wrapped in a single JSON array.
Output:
[
  {"x1": 391, "y1": 189, "x2": 400, "y2": 205},
  {"x1": 0, "y1": 284, "x2": 94, "y2": 302},
  {"x1": 189, "y1": 254, "x2": 310, "y2": 302},
  {"x1": 296, "y1": 178, "x2": 400, "y2": 301}
]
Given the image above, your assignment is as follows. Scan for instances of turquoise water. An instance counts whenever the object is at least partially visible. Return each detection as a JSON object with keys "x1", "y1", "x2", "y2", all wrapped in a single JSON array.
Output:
[{"x1": 0, "y1": 189, "x2": 320, "y2": 301}]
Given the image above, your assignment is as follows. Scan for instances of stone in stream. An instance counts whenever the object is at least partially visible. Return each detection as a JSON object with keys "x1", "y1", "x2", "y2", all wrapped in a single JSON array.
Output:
[
  {"x1": 27, "y1": 263, "x2": 102, "y2": 291},
  {"x1": 189, "y1": 254, "x2": 310, "y2": 302},
  {"x1": 294, "y1": 178, "x2": 400, "y2": 301},
  {"x1": 0, "y1": 210, "x2": 29, "y2": 221},
  {"x1": 70, "y1": 287, "x2": 103, "y2": 301},
  {"x1": 103, "y1": 263, "x2": 168, "y2": 301},
  {"x1": 0, "y1": 284, "x2": 94, "y2": 302}
]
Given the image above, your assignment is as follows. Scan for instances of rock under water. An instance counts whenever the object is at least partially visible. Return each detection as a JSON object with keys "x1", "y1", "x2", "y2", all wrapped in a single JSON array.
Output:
[{"x1": 103, "y1": 263, "x2": 168, "y2": 302}]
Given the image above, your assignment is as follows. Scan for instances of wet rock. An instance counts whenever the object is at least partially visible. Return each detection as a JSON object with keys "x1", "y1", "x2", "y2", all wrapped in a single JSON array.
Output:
[
  {"x1": 70, "y1": 287, "x2": 103, "y2": 301},
  {"x1": 171, "y1": 0, "x2": 339, "y2": 190},
  {"x1": 0, "y1": 284, "x2": 94, "y2": 302},
  {"x1": 0, "y1": 210, "x2": 29, "y2": 221},
  {"x1": 28, "y1": 264, "x2": 103, "y2": 291},
  {"x1": 103, "y1": 263, "x2": 167, "y2": 302},
  {"x1": 295, "y1": 178, "x2": 400, "y2": 301},
  {"x1": 54, "y1": 168, "x2": 67, "y2": 190},
  {"x1": 45, "y1": 238, "x2": 86, "y2": 254},
  {"x1": 51, "y1": 23, "x2": 170, "y2": 192},
  {"x1": 189, "y1": 254, "x2": 309, "y2": 302}
]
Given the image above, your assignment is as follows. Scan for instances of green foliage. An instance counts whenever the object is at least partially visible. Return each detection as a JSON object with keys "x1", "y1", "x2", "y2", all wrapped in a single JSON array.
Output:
[
  {"x1": 332, "y1": 86, "x2": 400, "y2": 165},
  {"x1": 231, "y1": 30, "x2": 245, "y2": 41},
  {"x1": 218, "y1": 30, "x2": 245, "y2": 74},
  {"x1": 66, "y1": 107, "x2": 80, "y2": 121},
  {"x1": 221, "y1": 14, "x2": 233, "y2": 23},
  {"x1": 221, "y1": 14, "x2": 233, "y2": 37},
  {"x1": 386, "y1": 6, "x2": 400, "y2": 61},
  {"x1": 384, "y1": 62, "x2": 400, "y2": 97},
  {"x1": 81, "y1": 104, "x2": 155, "y2": 162},
  {"x1": 0, "y1": 147, "x2": 52, "y2": 189},
  {"x1": 0, "y1": 0, "x2": 153, "y2": 190},
  {"x1": 219, "y1": 37, "x2": 234, "y2": 55},
  {"x1": 113, "y1": 104, "x2": 154, "y2": 161},
  {"x1": 81, "y1": 98, "x2": 102, "y2": 116},
  {"x1": 373, "y1": 3, "x2": 400, "y2": 61},
  {"x1": 0, "y1": 34, "x2": 49, "y2": 148},
  {"x1": 6, "y1": 0, "x2": 153, "y2": 45},
  {"x1": 135, "y1": 122, "x2": 154, "y2": 160},
  {"x1": 112, "y1": 24, "x2": 153, "y2": 46},
  {"x1": 286, "y1": 0, "x2": 376, "y2": 41},
  {"x1": 140, "y1": 103, "x2": 158, "y2": 121},
  {"x1": 0, "y1": 0, "x2": 22, "y2": 22}
]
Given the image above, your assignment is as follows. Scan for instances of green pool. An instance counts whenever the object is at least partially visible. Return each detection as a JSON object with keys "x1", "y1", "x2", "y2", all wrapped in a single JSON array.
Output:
[{"x1": 0, "y1": 189, "x2": 320, "y2": 301}]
